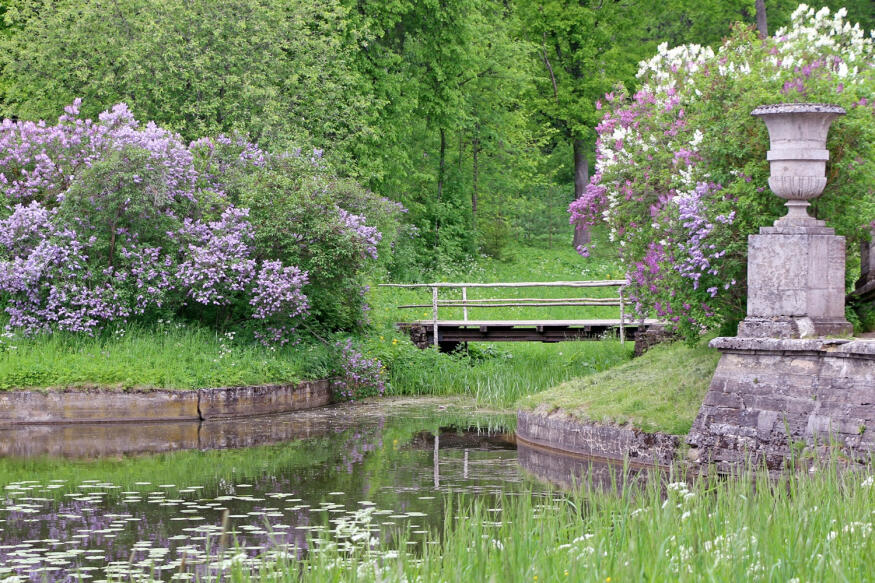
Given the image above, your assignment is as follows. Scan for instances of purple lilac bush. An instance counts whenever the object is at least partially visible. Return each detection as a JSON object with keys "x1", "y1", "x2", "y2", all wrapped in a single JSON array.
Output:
[
  {"x1": 570, "y1": 5, "x2": 875, "y2": 340},
  {"x1": 333, "y1": 338, "x2": 387, "y2": 400},
  {"x1": 0, "y1": 100, "x2": 395, "y2": 344}
]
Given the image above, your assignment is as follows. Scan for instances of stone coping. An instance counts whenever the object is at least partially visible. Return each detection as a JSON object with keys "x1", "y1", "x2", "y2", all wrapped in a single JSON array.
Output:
[
  {"x1": 710, "y1": 336, "x2": 875, "y2": 357},
  {"x1": 516, "y1": 409, "x2": 680, "y2": 469},
  {"x1": 0, "y1": 380, "x2": 335, "y2": 426}
]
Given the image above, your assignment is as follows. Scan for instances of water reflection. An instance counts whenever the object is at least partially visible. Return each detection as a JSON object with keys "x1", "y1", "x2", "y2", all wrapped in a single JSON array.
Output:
[{"x1": 0, "y1": 401, "x2": 534, "y2": 581}]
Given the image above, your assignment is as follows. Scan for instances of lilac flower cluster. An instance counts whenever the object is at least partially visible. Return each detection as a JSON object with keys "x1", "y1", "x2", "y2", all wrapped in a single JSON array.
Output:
[
  {"x1": 333, "y1": 338, "x2": 387, "y2": 400},
  {"x1": 337, "y1": 208, "x2": 382, "y2": 260},
  {"x1": 0, "y1": 101, "x2": 389, "y2": 342}
]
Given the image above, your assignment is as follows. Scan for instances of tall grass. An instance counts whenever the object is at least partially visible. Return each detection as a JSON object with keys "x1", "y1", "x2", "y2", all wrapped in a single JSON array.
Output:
[
  {"x1": 231, "y1": 464, "x2": 875, "y2": 582},
  {"x1": 369, "y1": 338, "x2": 632, "y2": 407}
]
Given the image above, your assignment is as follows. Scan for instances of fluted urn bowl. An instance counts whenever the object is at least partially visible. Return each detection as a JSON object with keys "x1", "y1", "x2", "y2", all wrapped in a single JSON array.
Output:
[{"x1": 751, "y1": 103, "x2": 844, "y2": 222}]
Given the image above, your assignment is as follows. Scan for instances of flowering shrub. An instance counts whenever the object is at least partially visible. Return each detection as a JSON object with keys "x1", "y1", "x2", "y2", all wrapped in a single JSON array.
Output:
[
  {"x1": 333, "y1": 338, "x2": 387, "y2": 400},
  {"x1": 0, "y1": 101, "x2": 397, "y2": 342},
  {"x1": 570, "y1": 5, "x2": 875, "y2": 340}
]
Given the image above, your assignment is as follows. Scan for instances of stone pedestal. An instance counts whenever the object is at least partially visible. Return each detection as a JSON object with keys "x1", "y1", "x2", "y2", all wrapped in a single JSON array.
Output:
[
  {"x1": 687, "y1": 337, "x2": 875, "y2": 471},
  {"x1": 738, "y1": 223, "x2": 852, "y2": 338}
]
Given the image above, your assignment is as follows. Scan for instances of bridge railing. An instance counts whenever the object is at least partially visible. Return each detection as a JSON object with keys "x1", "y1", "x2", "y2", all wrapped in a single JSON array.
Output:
[{"x1": 379, "y1": 280, "x2": 630, "y2": 347}]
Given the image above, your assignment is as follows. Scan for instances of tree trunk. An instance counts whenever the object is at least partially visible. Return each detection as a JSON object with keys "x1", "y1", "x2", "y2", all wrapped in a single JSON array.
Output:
[
  {"x1": 755, "y1": 0, "x2": 768, "y2": 37},
  {"x1": 472, "y1": 134, "x2": 479, "y2": 224},
  {"x1": 572, "y1": 137, "x2": 591, "y2": 248},
  {"x1": 435, "y1": 127, "x2": 446, "y2": 250}
]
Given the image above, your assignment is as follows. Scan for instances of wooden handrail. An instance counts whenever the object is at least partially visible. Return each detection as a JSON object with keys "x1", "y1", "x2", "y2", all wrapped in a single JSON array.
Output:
[
  {"x1": 398, "y1": 301, "x2": 622, "y2": 309},
  {"x1": 379, "y1": 280, "x2": 625, "y2": 289},
  {"x1": 383, "y1": 279, "x2": 631, "y2": 347}
]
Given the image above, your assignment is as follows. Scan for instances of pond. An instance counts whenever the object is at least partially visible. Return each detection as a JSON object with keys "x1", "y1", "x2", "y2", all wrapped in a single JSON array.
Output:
[{"x1": 1, "y1": 398, "x2": 634, "y2": 582}]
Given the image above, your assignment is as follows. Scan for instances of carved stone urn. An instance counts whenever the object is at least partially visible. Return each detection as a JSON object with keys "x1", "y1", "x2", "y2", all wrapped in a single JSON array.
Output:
[
  {"x1": 750, "y1": 103, "x2": 845, "y2": 225},
  {"x1": 738, "y1": 102, "x2": 852, "y2": 339}
]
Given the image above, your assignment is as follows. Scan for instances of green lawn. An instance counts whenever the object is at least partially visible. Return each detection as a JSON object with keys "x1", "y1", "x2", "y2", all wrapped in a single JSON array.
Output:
[
  {"x1": 0, "y1": 320, "x2": 334, "y2": 390},
  {"x1": 517, "y1": 337, "x2": 721, "y2": 434}
]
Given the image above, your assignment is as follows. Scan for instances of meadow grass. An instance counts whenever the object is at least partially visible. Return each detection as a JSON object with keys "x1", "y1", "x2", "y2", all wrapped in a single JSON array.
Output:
[
  {"x1": 0, "y1": 320, "x2": 334, "y2": 390},
  {"x1": 232, "y1": 464, "x2": 875, "y2": 583},
  {"x1": 517, "y1": 336, "x2": 721, "y2": 434},
  {"x1": 369, "y1": 337, "x2": 632, "y2": 408}
]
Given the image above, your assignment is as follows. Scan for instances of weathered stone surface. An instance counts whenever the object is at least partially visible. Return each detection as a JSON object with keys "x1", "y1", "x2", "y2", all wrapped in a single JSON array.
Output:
[
  {"x1": 0, "y1": 379, "x2": 335, "y2": 425},
  {"x1": 632, "y1": 324, "x2": 677, "y2": 357},
  {"x1": 688, "y1": 337, "x2": 875, "y2": 472},
  {"x1": 741, "y1": 231, "x2": 852, "y2": 338},
  {"x1": 0, "y1": 388, "x2": 199, "y2": 425},
  {"x1": 198, "y1": 380, "x2": 333, "y2": 419},
  {"x1": 517, "y1": 409, "x2": 679, "y2": 468}
]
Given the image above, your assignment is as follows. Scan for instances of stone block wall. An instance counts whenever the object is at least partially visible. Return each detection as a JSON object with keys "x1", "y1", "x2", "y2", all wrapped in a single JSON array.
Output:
[{"x1": 688, "y1": 337, "x2": 875, "y2": 471}]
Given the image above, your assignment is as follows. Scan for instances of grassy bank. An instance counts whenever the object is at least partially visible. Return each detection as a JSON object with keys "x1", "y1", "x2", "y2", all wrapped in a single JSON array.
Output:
[
  {"x1": 518, "y1": 337, "x2": 721, "y2": 434},
  {"x1": 239, "y1": 466, "x2": 875, "y2": 582},
  {"x1": 0, "y1": 321, "x2": 334, "y2": 390}
]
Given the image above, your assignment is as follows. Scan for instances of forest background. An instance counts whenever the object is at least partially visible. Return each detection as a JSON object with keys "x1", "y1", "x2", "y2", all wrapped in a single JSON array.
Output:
[{"x1": 3, "y1": 0, "x2": 872, "y2": 273}]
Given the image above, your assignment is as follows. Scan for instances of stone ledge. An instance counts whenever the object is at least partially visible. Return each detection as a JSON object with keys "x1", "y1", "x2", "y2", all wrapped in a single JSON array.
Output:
[
  {"x1": 0, "y1": 380, "x2": 334, "y2": 426},
  {"x1": 710, "y1": 336, "x2": 875, "y2": 357},
  {"x1": 516, "y1": 409, "x2": 680, "y2": 468}
]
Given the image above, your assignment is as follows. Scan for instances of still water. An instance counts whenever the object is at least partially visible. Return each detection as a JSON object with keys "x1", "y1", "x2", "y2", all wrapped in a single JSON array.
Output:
[{"x1": 0, "y1": 398, "x2": 582, "y2": 581}]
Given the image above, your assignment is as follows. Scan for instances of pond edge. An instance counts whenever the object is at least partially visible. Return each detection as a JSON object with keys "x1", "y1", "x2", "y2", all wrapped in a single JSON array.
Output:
[
  {"x1": 516, "y1": 408, "x2": 680, "y2": 468},
  {"x1": 0, "y1": 380, "x2": 337, "y2": 425}
]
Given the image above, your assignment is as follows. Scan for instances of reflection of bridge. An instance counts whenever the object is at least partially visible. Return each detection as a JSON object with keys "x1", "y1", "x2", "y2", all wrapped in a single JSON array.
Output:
[{"x1": 382, "y1": 280, "x2": 661, "y2": 351}]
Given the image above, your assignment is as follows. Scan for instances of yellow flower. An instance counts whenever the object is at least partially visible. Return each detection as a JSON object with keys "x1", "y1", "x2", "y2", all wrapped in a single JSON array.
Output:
[
  {"x1": 392, "y1": 338, "x2": 398, "y2": 345},
  {"x1": 380, "y1": 335, "x2": 384, "y2": 341},
  {"x1": 564, "y1": 571, "x2": 569, "y2": 577},
  {"x1": 606, "y1": 578, "x2": 611, "y2": 583}
]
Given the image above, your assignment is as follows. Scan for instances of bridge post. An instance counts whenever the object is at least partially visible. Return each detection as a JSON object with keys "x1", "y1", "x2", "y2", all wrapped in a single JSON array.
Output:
[
  {"x1": 432, "y1": 286, "x2": 439, "y2": 348},
  {"x1": 619, "y1": 286, "x2": 625, "y2": 345}
]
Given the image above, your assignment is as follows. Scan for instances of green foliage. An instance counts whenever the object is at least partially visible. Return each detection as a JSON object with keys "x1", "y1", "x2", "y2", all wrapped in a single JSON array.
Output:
[
  {"x1": 0, "y1": 0, "x2": 376, "y2": 165},
  {"x1": 221, "y1": 153, "x2": 403, "y2": 331},
  {"x1": 583, "y1": 7, "x2": 875, "y2": 340}
]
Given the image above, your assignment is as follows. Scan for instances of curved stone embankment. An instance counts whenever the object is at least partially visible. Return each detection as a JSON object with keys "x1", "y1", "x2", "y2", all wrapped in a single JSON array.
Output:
[
  {"x1": 516, "y1": 408, "x2": 680, "y2": 468},
  {"x1": 0, "y1": 380, "x2": 335, "y2": 426}
]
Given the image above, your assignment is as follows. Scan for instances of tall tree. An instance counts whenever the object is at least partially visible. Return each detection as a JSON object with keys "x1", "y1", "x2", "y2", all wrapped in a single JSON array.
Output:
[{"x1": 517, "y1": 0, "x2": 652, "y2": 247}]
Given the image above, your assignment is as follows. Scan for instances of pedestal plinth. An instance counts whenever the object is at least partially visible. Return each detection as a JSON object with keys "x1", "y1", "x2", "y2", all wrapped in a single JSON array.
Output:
[
  {"x1": 737, "y1": 223, "x2": 853, "y2": 339},
  {"x1": 687, "y1": 337, "x2": 875, "y2": 472}
]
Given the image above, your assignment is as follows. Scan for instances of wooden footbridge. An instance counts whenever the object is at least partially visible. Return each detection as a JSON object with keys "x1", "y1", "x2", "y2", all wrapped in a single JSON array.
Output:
[{"x1": 381, "y1": 280, "x2": 661, "y2": 352}]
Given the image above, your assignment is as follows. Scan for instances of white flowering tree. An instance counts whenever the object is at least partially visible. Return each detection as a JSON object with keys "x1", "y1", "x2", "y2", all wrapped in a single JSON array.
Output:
[{"x1": 570, "y1": 5, "x2": 875, "y2": 340}]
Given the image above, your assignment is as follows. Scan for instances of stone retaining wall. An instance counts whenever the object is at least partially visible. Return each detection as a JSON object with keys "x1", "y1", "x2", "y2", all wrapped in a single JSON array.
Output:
[
  {"x1": 0, "y1": 380, "x2": 334, "y2": 426},
  {"x1": 687, "y1": 337, "x2": 875, "y2": 471},
  {"x1": 516, "y1": 409, "x2": 680, "y2": 468}
]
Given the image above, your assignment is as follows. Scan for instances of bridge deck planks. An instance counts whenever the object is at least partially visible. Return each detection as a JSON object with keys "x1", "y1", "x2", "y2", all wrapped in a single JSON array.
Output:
[{"x1": 397, "y1": 319, "x2": 662, "y2": 350}]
